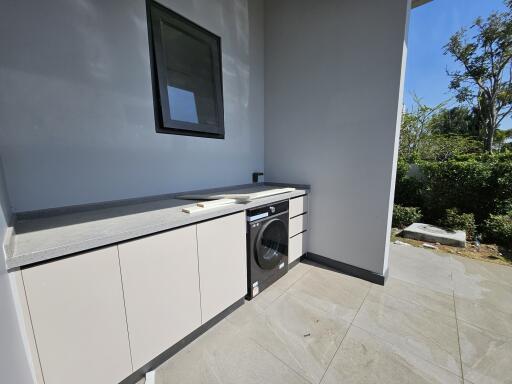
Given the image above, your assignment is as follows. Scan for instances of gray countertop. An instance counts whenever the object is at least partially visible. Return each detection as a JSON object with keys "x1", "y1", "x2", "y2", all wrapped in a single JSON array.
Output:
[{"x1": 6, "y1": 184, "x2": 308, "y2": 270}]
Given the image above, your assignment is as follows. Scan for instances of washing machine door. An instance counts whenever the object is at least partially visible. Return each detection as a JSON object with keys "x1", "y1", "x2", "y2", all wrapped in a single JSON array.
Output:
[{"x1": 255, "y1": 218, "x2": 288, "y2": 270}]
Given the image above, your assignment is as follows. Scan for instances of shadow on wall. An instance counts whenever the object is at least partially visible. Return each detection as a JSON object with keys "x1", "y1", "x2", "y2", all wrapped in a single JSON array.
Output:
[
  {"x1": 0, "y1": 0, "x2": 264, "y2": 212},
  {"x1": 0, "y1": 156, "x2": 11, "y2": 226}
]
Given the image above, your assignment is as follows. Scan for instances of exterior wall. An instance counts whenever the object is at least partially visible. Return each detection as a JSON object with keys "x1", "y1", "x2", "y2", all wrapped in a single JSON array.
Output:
[
  {"x1": 264, "y1": 0, "x2": 410, "y2": 275},
  {"x1": 0, "y1": 0, "x2": 264, "y2": 212},
  {"x1": 0, "y1": 158, "x2": 33, "y2": 384}
]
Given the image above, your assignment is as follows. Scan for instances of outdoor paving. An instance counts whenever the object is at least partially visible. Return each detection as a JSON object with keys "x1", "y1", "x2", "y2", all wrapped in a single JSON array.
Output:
[{"x1": 154, "y1": 245, "x2": 512, "y2": 384}]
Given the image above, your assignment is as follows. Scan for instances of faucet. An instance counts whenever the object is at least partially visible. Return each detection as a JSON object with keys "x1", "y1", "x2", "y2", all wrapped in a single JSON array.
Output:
[{"x1": 252, "y1": 172, "x2": 264, "y2": 183}]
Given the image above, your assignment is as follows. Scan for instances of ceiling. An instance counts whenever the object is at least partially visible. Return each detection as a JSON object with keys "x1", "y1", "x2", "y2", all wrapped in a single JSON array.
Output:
[{"x1": 412, "y1": 0, "x2": 432, "y2": 8}]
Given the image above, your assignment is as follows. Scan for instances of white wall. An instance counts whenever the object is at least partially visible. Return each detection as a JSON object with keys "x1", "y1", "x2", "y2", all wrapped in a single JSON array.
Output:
[
  {"x1": 0, "y1": 0, "x2": 264, "y2": 212},
  {"x1": 264, "y1": 0, "x2": 410, "y2": 275},
  {"x1": 0, "y1": 158, "x2": 33, "y2": 384}
]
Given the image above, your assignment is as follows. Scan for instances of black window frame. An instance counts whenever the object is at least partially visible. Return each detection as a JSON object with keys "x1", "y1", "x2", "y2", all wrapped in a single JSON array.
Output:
[{"x1": 147, "y1": 0, "x2": 225, "y2": 139}]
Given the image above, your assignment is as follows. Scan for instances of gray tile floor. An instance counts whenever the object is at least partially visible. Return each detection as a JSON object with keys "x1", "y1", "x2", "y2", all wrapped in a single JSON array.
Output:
[{"x1": 151, "y1": 245, "x2": 511, "y2": 384}]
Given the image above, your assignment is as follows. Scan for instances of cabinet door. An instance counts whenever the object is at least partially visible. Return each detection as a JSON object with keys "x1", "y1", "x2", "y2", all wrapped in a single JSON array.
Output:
[
  {"x1": 118, "y1": 226, "x2": 201, "y2": 370},
  {"x1": 197, "y1": 212, "x2": 247, "y2": 323},
  {"x1": 22, "y1": 247, "x2": 132, "y2": 384},
  {"x1": 289, "y1": 232, "x2": 307, "y2": 263}
]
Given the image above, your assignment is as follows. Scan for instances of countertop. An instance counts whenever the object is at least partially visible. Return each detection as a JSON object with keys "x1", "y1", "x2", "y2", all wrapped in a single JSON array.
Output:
[{"x1": 6, "y1": 184, "x2": 308, "y2": 270}]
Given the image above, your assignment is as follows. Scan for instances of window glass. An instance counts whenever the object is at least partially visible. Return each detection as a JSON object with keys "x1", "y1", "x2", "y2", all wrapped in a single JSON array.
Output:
[{"x1": 149, "y1": 2, "x2": 224, "y2": 138}]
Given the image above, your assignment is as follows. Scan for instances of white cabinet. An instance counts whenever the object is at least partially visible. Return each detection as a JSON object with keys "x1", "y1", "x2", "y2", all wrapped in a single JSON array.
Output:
[
  {"x1": 289, "y1": 232, "x2": 307, "y2": 263},
  {"x1": 289, "y1": 195, "x2": 309, "y2": 263},
  {"x1": 290, "y1": 195, "x2": 308, "y2": 217},
  {"x1": 197, "y1": 212, "x2": 247, "y2": 323},
  {"x1": 22, "y1": 247, "x2": 132, "y2": 384},
  {"x1": 118, "y1": 226, "x2": 202, "y2": 370},
  {"x1": 19, "y1": 211, "x2": 250, "y2": 383},
  {"x1": 289, "y1": 213, "x2": 307, "y2": 237}
]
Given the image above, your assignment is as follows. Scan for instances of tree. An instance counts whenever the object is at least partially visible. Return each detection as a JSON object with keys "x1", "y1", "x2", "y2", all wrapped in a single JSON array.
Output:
[
  {"x1": 444, "y1": 1, "x2": 512, "y2": 152},
  {"x1": 495, "y1": 128, "x2": 512, "y2": 151},
  {"x1": 429, "y1": 106, "x2": 481, "y2": 137},
  {"x1": 399, "y1": 95, "x2": 446, "y2": 161}
]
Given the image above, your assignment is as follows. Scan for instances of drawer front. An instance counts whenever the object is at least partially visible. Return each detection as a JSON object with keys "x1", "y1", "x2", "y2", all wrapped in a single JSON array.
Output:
[
  {"x1": 289, "y1": 232, "x2": 307, "y2": 263},
  {"x1": 289, "y1": 213, "x2": 307, "y2": 237},
  {"x1": 289, "y1": 195, "x2": 307, "y2": 218}
]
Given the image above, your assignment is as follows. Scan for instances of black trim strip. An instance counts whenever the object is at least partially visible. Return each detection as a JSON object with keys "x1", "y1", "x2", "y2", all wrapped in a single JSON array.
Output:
[
  {"x1": 303, "y1": 252, "x2": 388, "y2": 285},
  {"x1": 288, "y1": 257, "x2": 304, "y2": 270},
  {"x1": 119, "y1": 297, "x2": 245, "y2": 384},
  {"x1": 289, "y1": 211, "x2": 308, "y2": 220},
  {"x1": 289, "y1": 229, "x2": 307, "y2": 239}
]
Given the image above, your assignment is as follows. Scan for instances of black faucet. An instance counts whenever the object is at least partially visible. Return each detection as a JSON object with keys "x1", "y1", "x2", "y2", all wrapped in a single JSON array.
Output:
[{"x1": 252, "y1": 172, "x2": 264, "y2": 183}]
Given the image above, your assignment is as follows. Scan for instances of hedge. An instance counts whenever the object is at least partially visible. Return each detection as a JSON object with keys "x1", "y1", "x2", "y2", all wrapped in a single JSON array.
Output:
[
  {"x1": 394, "y1": 152, "x2": 512, "y2": 245},
  {"x1": 393, "y1": 205, "x2": 422, "y2": 229}
]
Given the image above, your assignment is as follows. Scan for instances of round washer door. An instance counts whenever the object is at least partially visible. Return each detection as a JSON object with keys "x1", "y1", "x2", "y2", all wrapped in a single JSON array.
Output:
[{"x1": 255, "y1": 218, "x2": 288, "y2": 270}]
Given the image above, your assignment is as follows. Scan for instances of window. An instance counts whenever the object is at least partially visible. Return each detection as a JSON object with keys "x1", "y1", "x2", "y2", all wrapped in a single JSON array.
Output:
[{"x1": 148, "y1": 1, "x2": 224, "y2": 138}]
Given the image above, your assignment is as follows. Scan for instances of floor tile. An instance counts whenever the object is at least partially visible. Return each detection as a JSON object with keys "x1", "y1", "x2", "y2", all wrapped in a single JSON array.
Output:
[
  {"x1": 458, "y1": 320, "x2": 512, "y2": 384},
  {"x1": 450, "y1": 255, "x2": 512, "y2": 289},
  {"x1": 371, "y1": 277, "x2": 455, "y2": 316},
  {"x1": 226, "y1": 285, "x2": 285, "y2": 329},
  {"x1": 272, "y1": 262, "x2": 312, "y2": 291},
  {"x1": 321, "y1": 326, "x2": 463, "y2": 384},
  {"x1": 353, "y1": 289, "x2": 461, "y2": 375},
  {"x1": 287, "y1": 267, "x2": 370, "y2": 323},
  {"x1": 155, "y1": 319, "x2": 309, "y2": 384},
  {"x1": 453, "y1": 270, "x2": 512, "y2": 316},
  {"x1": 239, "y1": 293, "x2": 350, "y2": 384},
  {"x1": 389, "y1": 245, "x2": 454, "y2": 294},
  {"x1": 454, "y1": 295, "x2": 512, "y2": 337}
]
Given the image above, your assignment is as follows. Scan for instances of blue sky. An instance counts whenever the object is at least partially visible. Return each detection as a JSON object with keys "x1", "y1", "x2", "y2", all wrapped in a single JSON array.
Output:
[{"x1": 405, "y1": 0, "x2": 511, "y2": 129}]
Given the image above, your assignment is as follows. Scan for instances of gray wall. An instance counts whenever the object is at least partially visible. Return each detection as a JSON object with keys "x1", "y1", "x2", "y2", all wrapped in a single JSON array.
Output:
[
  {"x1": 0, "y1": 0, "x2": 264, "y2": 212},
  {"x1": 264, "y1": 0, "x2": 410, "y2": 275},
  {"x1": 0, "y1": 158, "x2": 33, "y2": 384}
]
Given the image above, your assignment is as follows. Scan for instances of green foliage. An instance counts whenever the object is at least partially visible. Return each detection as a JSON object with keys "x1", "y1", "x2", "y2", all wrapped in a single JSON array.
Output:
[
  {"x1": 392, "y1": 205, "x2": 422, "y2": 229},
  {"x1": 399, "y1": 98, "x2": 485, "y2": 162},
  {"x1": 444, "y1": 1, "x2": 512, "y2": 151},
  {"x1": 419, "y1": 157, "x2": 493, "y2": 224},
  {"x1": 495, "y1": 129, "x2": 512, "y2": 152},
  {"x1": 394, "y1": 153, "x2": 512, "y2": 233},
  {"x1": 399, "y1": 96, "x2": 447, "y2": 162},
  {"x1": 483, "y1": 213, "x2": 512, "y2": 247},
  {"x1": 394, "y1": 159, "x2": 423, "y2": 208},
  {"x1": 415, "y1": 134, "x2": 483, "y2": 161},
  {"x1": 442, "y1": 208, "x2": 476, "y2": 240},
  {"x1": 430, "y1": 106, "x2": 481, "y2": 137}
]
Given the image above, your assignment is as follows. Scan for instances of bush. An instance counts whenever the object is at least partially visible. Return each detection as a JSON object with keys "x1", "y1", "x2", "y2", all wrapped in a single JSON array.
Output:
[
  {"x1": 483, "y1": 214, "x2": 512, "y2": 248},
  {"x1": 441, "y1": 208, "x2": 476, "y2": 240},
  {"x1": 393, "y1": 205, "x2": 422, "y2": 229},
  {"x1": 394, "y1": 159, "x2": 424, "y2": 208},
  {"x1": 418, "y1": 152, "x2": 512, "y2": 224}
]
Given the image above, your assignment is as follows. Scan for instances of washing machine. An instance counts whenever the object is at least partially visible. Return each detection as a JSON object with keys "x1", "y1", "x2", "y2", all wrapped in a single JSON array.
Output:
[{"x1": 246, "y1": 200, "x2": 289, "y2": 299}]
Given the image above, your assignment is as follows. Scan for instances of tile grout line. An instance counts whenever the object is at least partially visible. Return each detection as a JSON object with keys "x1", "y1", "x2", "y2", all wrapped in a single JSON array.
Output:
[
  {"x1": 240, "y1": 267, "x2": 317, "y2": 383},
  {"x1": 452, "y1": 289, "x2": 465, "y2": 381},
  {"x1": 372, "y1": 287, "x2": 456, "y2": 321},
  {"x1": 224, "y1": 265, "x2": 311, "y2": 330},
  {"x1": 246, "y1": 265, "x2": 365, "y2": 384},
  {"x1": 449, "y1": 258, "x2": 465, "y2": 380},
  {"x1": 348, "y1": 322, "x2": 464, "y2": 380},
  {"x1": 317, "y1": 283, "x2": 372, "y2": 384},
  {"x1": 282, "y1": 265, "x2": 313, "y2": 292},
  {"x1": 251, "y1": 341, "x2": 315, "y2": 384}
]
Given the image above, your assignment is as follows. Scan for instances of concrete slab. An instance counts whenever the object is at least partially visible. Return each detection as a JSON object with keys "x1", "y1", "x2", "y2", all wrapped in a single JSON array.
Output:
[{"x1": 401, "y1": 223, "x2": 466, "y2": 248}]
